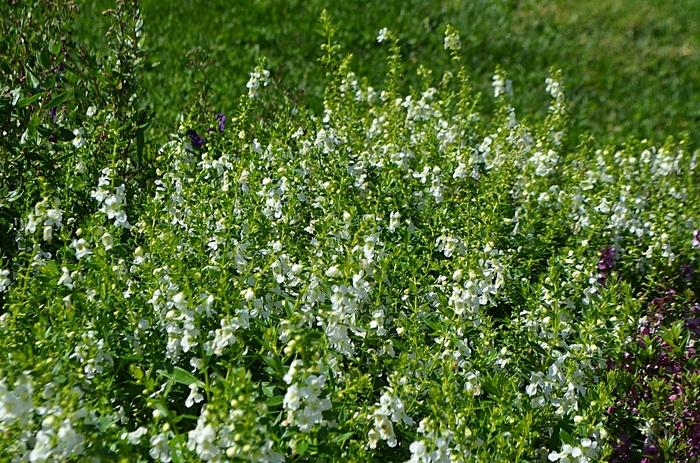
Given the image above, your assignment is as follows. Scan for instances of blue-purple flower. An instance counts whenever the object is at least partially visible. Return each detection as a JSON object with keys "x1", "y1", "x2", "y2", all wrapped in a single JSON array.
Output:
[
  {"x1": 216, "y1": 113, "x2": 226, "y2": 132},
  {"x1": 187, "y1": 129, "x2": 204, "y2": 149}
]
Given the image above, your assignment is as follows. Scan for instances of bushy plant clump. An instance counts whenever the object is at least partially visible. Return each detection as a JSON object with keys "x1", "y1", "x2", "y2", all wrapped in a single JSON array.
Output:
[{"x1": 1, "y1": 10, "x2": 699, "y2": 463}]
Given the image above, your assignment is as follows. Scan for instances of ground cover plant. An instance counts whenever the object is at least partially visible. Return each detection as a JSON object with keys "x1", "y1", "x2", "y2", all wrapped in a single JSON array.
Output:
[{"x1": 1, "y1": 1, "x2": 699, "y2": 462}]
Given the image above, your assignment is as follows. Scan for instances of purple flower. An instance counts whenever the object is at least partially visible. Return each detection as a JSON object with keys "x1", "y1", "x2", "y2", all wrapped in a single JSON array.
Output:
[
  {"x1": 49, "y1": 107, "x2": 57, "y2": 122},
  {"x1": 688, "y1": 318, "x2": 700, "y2": 336},
  {"x1": 215, "y1": 113, "x2": 226, "y2": 132},
  {"x1": 187, "y1": 129, "x2": 204, "y2": 149},
  {"x1": 681, "y1": 263, "x2": 695, "y2": 282},
  {"x1": 597, "y1": 246, "x2": 617, "y2": 284},
  {"x1": 599, "y1": 246, "x2": 617, "y2": 270},
  {"x1": 611, "y1": 433, "x2": 633, "y2": 462},
  {"x1": 643, "y1": 440, "x2": 658, "y2": 456},
  {"x1": 693, "y1": 229, "x2": 700, "y2": 249}
]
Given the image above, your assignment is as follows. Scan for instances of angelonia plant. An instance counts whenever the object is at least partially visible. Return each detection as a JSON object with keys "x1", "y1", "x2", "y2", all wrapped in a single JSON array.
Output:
[{"x1": 1, "y1": 8, "x2": 699, "y2": 463}]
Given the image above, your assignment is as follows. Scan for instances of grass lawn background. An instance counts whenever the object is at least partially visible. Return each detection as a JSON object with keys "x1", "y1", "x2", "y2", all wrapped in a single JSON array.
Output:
[{"x1": 73, "y1": 0, "x2": 700, "y2": 148}]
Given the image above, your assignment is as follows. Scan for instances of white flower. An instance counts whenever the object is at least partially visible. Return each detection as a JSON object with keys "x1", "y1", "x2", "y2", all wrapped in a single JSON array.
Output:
[
  {"x1": 443, "y1": 27, "x2": 461, "y2": 51},
  {"x1": 242, "y1": 287, "x2": 255, "y2": 301},
  {"x1": 187, "y1": 415, "x2": 219, "y2": 460},
  {"x1": 72, "y1": 239, "x2": 91, "y2": 260},
  {"x1": 373, "y1": 413, "x2": 396, "y2": 447},
  {"x1": 72, "y1": 128, "x2": 85, "y2": 148},
  {"x1": 548, "y1": 437, "x2": 599, "y2": 462},
  {"x1": 492, "y1": 73, "x2": 512, "y2": 98},
  {"x1": 389, "y1": 211, "x2": 401, "y2": 232},
  {"x1": 42, "y1": 225, "x2": 53, "y2": 242},
  {"x1": 0, "y1": 377, "x2": 33, "y2": 426},
  {"x1": 149, "y1": 433, "x2": 172, "y2": 462},
  {"x1": 246, "y1": 66, "x2": 270, "y2": 99},
  {"x1": 0, "y1": 269, "x2": 11, "y2": 292},
  {"x1": 58, "y1": 267, "x2": 73, "y2": 289},
  {"x1": 408, "y1": 440, "x2": 429, "y2": 462},
  {"x1": 369, "y1": 389, "x2": 413, "y2": 448},
  {"x1": 525, "y1": 382, "x2": 538, "y2": 396},
  {"x1": 325, "y1": 265, "x2": 342, "y2": 278},
  {"x1": 121, "y1": 426, "x2": 148, "y2": 444},
  {"x1": 283, "y1": 383, "x2": 301, "y2": 411},
  {"x1": 101, "y1": 232, "x2": 113, "y2": 250},
  {"x1": 45, "y1": 208, "x2": 63, "y2": 227},
  {"x1": 545, "y1": 77, "x2": 563, "y2": 100},
  {"x1": 377, "y1": 27, "x2": 390, "y2": 43},
  {"x1": 185, "y1": 384, "x2": 204, "y2": 408}
]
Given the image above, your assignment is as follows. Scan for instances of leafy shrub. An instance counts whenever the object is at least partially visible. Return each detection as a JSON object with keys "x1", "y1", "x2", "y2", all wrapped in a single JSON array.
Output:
[{"x1": 1, "y1": 6, "x2": 699, "y2": 463}]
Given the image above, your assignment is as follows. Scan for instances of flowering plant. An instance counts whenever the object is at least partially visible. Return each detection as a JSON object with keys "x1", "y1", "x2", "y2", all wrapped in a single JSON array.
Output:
[{"x1": 1, "y1": 8, "x2": 699, "y2": 462}]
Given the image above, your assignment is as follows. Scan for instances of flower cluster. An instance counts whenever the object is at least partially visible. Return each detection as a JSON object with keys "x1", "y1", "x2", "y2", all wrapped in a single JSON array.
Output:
[
  {"x1": 1, "y1": 21, "x2": 699, "y2": 462},
  {"x1": 282, "y1": 360, "x2": 332, "y2": 433},
  {"x1": 368, "y1": 389, "x2": 414, "y2": 449},
  {"x1": 548, "y1": 437, "x2": 600, "y2": 463},
  {"x1": 22, "y1": 198, "x2": 63, "y2": 243},
  {"x1": 596, "y1": 245, "x2": 617, "y2": 284},
  {"x1": 91, "y1": 167, "x2": 130, "y2": 229},
  {"x1": 246, "y1": 65, "x2": 270, "y2": 99}
]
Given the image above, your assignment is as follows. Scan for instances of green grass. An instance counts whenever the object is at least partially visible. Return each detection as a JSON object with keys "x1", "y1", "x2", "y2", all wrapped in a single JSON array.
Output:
[{"x1": 72, "y1": 0, "x2": 700, "y2": 147}]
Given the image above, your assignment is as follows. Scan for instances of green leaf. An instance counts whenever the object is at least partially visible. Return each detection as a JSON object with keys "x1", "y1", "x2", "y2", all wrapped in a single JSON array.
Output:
[
  {"x1": 129, "y1": 364, "x2": 144, "y2": 381},
  {"x1": 49, "y1": 40, "x2": 61, "y2": 55},
  {"x1": 296, "y1": 439, "x2": 309, "y2": 456},
  {"x1": 157, "y1": 367, "x2": 203, "y2": 387},
  {"x1": 17, "y1": 92, "x2": 43, "y2": 108},
  {"x1": 333, "y1": 432, "x2": 355, "y2": 444},
  {"x1": 150, "y1": 400, "x2": 170, "y2": 418},
  {"x1": 40, "y1": 260, "x2": 58, "y2": 276},
  {"x1": 10, "y1": 88, "x2": 21, "y2": 106},
  {"x1": 265, "y1": 395, "x2": 284, "y2": 407},
  {"x1": 261, "y1": 355, "x2": 283, "y2": 377},
  {"x1": 262, "y1": 383, "x2": 275, "y2": 397},
  {"x1": 558, "y1": 428, "x2": 574, "y2": 445},
  {"x1": 55, "y1": 127, "x2": 76, "y2": 142},
  {"x1": 26, "y1": 67, "x2": 40, "y2": 89},
  {"x1": 45, "y1": 90, "x2": 72, "y2": 109}
]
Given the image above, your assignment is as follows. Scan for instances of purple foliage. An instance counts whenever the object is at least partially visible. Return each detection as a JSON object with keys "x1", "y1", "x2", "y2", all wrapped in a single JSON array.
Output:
[{"x1": 607, "y1": 290, "x2": 700, "y2": 461}]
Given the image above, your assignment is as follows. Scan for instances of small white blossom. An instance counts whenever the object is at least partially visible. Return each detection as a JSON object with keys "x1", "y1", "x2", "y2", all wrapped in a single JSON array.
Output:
[
  {"x1": 443, "y1": 26, "x2": 461, "y2": 51},
  {"x1": 246, "y1": 66, "x2": 271, "y2": 99},
  {"x1": 72, "y1": 128, "x2": 85, "y2": 148},
  {"x1": 72, "y1": 239, "x2": 92, "y2": 260},
  {"x1": 0, "y1": 269, "x2": 11, "y2": 292},
  {"x1": 185, "y1": 384, "x2": 204, "y2": 408}
]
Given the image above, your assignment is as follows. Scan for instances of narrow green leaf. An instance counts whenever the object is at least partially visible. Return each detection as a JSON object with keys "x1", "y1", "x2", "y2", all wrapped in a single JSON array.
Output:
[
  {"x1": 26, "y1": 68, "x2": 40, "y2": 89},
  {"x1": 17, "y1": 92, "x2": 43, "y2": 108},
  {"x1": 157, "y1": 367, "x2": 203, "y2": 387},
  {"x1": 45, "y1": 90, "x2": 72, "y2": 109}
]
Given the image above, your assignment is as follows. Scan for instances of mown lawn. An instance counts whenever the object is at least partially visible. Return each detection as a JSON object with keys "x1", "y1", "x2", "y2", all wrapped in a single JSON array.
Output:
[{"x1": 73, "y1": 0, "x2": 700, "y2": 146}]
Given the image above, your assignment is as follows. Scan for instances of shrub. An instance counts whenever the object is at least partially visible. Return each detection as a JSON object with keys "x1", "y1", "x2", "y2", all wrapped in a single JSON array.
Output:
[{"x1": 1, "y1": 9, "x2": 699, "y2": 463}]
